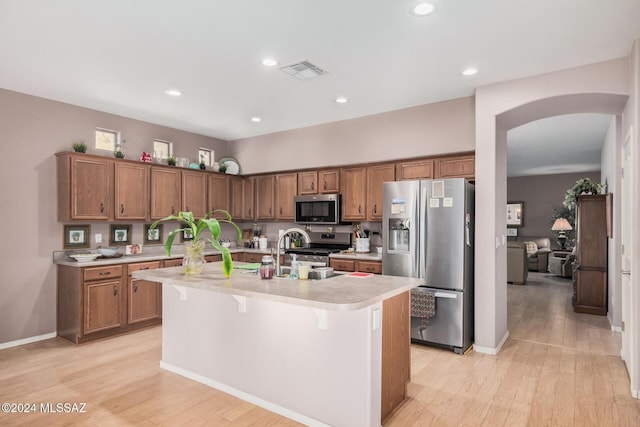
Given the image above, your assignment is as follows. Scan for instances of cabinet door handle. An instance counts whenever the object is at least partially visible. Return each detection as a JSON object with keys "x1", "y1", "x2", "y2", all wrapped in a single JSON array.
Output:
[
  {"x1": 134, "y1": 283, "x2": 138, "y2": 293},
  {"x1": 323, "y1": 181, "x2": 327, "y2": 190},
  {"x1": 171, "y1": 206, "x2": 175, "y2": 215},
  {"x1": 279, "y1": 207, "x2": 282, "y2": 215},
  {"x1": 374, "y1": 204, "x2": 377, "y2": 214},
  {"x1": 113, "y1": 285, "x2": 118, "y2": 296},
  {"x1": 311, "y1": 181, "x2": 315, "y2": 190},
  {"x1": 100, "y1": 203, "x2": 105, "y2": 213},
  {"x1": 120, "y1": 204, "x2": 125, "y2": 214},
  {"x1": 358, "y1": 205, "x2": 362, "y2": 213},
  {"x1": 186, "y1": 206, "x2": 190, "y2": 212},
  {"x1": 269, "y1": 207, "x2": 272, "y2": 215}
]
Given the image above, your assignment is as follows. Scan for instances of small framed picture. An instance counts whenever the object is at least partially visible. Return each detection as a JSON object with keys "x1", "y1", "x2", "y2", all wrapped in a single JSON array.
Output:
[
  {"x1": 182, "y1": 228, "x2": 194, "y2": 242},
  {"x1": 110, "y1": 224, "x2": 132, "y2": 246},
  {"x1": 63, "y1": 224, "x2": 90, "y2": 249},
  {"x1": 144, "y1": 223, "x2": 163, "y2": 244},
  {"x1": 506, "y1": 202, "x2": 524, "y2": 227},
  {"x1": 506, "y1": 228, "x2": 518, "y2": 237}
]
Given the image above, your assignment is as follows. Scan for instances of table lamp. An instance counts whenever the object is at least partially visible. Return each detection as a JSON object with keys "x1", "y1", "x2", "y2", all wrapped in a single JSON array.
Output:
[{"x1": 551, "y1": 218, "x2": 573, "y2": 250}]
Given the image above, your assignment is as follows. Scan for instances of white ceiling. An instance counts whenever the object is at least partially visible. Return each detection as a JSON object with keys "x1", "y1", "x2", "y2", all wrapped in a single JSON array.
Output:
[{"x1": 1, "y1": 1, "x2": 639, "y2": 174}]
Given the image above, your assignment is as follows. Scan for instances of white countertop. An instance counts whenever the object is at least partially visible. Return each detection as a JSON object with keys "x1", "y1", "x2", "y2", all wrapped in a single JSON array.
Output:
[
  {"x1": 54, "y1": 247, "x2": 271, "y2": 267},
  {"x1": 132, "y1": 261, "x2": 419, "y2": 311}
]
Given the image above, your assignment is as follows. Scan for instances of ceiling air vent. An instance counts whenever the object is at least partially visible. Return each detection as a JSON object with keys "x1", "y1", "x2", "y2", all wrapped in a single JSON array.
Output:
[{"x1": 280, "y1": 60, "x2": 327, "y2": 80}]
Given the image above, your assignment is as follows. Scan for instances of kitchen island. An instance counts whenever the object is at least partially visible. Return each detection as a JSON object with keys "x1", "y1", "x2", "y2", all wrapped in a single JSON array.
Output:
[{"x1": 132, "y1": 262, "x2": 419, "y2": 427}]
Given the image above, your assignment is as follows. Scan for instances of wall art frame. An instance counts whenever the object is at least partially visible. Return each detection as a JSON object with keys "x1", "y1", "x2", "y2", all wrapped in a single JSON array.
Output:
[
  {"x1": 110, "y1": 224, "x2": 132, "y2": 246},
  {"x1": 506, "y1": 201, "x2": 524, "y2": 227},
  {"x1": 144, "y1": 223, "x2": 163, "y2": 245},
  {"x1": 63, "y1": 224, "x2": 91, "y2": 249}
]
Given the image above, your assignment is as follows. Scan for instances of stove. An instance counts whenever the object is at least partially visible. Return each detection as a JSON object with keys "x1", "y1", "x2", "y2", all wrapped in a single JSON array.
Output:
[{"x1": 284, "y1": 231, "x2": 351, "y2": 267}]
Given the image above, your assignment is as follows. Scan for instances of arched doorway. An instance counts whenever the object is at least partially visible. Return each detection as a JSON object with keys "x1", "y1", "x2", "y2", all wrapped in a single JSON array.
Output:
[{"x1": 473, "y1": 58, "x2": 636, "y2": 393}]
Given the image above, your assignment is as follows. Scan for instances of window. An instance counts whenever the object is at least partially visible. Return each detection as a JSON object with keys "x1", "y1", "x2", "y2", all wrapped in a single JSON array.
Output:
[
  {"x1": 198, "y1": 148, "x2": 213, "y2": 166},
  {"x1": 153, "y1": 139, "x2": 173, "y2": 159},
  {"x1": 95, "y1": 128, "x2": 119, "y2": 151}
]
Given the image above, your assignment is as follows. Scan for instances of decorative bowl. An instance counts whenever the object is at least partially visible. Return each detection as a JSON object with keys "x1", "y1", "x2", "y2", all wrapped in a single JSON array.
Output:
[
  {"x1": 98, "y1": 247, "x2": 119, "y2": 257},
  {"x1": 69, "y1": 253, "x2": 100, "y2": 262}
]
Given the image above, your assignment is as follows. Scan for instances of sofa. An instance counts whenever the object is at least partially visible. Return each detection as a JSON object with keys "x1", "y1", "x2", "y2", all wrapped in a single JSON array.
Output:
[
  {"x1": 517, "y1": 236, "x2": 552, "y2": 272},
  {"x1": 507, "y1": 241, "x2": 528, "y2": 285}
]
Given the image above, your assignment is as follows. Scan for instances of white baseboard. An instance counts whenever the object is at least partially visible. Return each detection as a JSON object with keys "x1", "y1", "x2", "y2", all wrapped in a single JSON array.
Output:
[
  {"x1": 160, "y1": 361, "x2": 330, "y2": 427},
  {"x1": 473, "y1": 331, "x2": 509, "y2": 355},
  {"x1": 0, "y1": 332, "x2": 57, "y2": 350}
]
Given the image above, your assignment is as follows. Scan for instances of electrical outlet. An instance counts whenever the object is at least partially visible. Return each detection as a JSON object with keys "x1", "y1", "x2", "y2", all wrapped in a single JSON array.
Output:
[{"x1": 95, "y1": 233, "x2": 102, "y2": 244}]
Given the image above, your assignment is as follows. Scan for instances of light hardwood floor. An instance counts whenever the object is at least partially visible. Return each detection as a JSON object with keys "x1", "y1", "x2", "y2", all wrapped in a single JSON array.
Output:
[{"x1": 1, "y1": 273, "x2": 638, "y2": 426}]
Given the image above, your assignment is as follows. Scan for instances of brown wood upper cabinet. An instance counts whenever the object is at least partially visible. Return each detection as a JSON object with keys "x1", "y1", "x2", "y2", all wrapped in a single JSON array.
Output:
[
  {"x1": 207, "y1": 174, "x2": 230, "y2": 217},
  {"x1": 150, "y1": 166, "x2": 181, "y2": 219},
  {"x1": 320, "y1": 170, "x2": 340, "y2": 193},
  {"x1": 115, "y1": 162, "x2": 148, "y2": 220},
  {"x1": 230, "y1": 176, "x2": 244, "y2": 219},
  {"x1": 341, "y1": 166, "x2": 367, "y2": 221},
  {"x1": 57, "y1": 153, "x2": 113, "y2": 221},
  {"x1": 255, "y1": 175, "x2": 275, "y2": 220},
  {"x1": 242, "y1": 177, "x2": 256, "y2": 220},
  {"x1": 367, "y1": 164, "x2": 395, "y2": 220},
  {"x1": 298, "y1": 171, "x2": 318, "y2": 195},
  {"x1": 181, "y1": 170, "x2": 207, "y2": 218},
  {"x1": 396, "y1": 159, "x2": 434, "y2": 181},
  {"x1": 436, "y1": 154, "x2": 475, "y2": 179},
  {"x1": 276, "y1": 173, "x2": 297, "y2": 220}
]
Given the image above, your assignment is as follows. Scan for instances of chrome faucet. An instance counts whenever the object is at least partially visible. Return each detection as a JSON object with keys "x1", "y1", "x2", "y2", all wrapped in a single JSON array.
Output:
[{"x1": 275, "y1": 228, "x2": 311, "y2": 276}]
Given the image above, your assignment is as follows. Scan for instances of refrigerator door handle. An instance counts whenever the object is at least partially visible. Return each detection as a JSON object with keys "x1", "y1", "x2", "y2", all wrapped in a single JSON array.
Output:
[
  {"x1": 419, "y1": 183, "x2": 427, "y2": 279},
  {"x1": 434, "y1": 292, "x2": 457, "y2": 299}
]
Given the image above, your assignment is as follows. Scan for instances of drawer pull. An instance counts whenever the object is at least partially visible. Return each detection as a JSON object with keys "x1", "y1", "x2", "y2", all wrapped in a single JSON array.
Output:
[{"x1": 99, "y1": 271, "x2": 111, "y2": 276}]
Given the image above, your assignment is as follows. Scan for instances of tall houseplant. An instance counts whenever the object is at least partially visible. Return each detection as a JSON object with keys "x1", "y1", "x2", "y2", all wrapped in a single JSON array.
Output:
[{"x1": 151, "y1": 210, "x2": 241, "y2": 277}]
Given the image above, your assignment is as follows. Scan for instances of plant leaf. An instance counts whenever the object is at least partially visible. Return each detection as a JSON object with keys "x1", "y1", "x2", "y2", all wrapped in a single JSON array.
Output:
[{"x1": 164, "y1": 228, "x2": 183, "y2": 256}]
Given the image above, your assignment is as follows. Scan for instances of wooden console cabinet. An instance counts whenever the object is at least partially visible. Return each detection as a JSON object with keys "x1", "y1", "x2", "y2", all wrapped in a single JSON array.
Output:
[{"x1": 573, "y1": 195, "x2": 608, "y2": 315}]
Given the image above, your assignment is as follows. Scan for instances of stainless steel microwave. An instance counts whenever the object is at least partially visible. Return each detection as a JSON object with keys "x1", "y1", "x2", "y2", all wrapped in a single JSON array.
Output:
[{"x1": 294, "y1": 194, "x2": 342, "y2": 225}]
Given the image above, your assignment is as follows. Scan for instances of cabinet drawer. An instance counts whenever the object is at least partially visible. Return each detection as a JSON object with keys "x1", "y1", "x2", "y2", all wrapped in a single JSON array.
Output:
[
  {"x1": 205, "y1": 254, "x2": 222, "y2": 262},
  {"x1": 244, "y1": 253, "x2": 264, "y2": 263},
  {"x1": 358, "y1": 261, "x2": 382, "y2": 274},
  {"x1": 164, "y1": 258, "x2": 183, "y2": 268},
  {"x1": 83, "y1": 265, "x2": 123, "y2": 281},
  {"x1": 330, "y1": 258, "x2": 356, "y2": 272},
  {"x1": 128, "y1": 261, "x2": 162, "y2": 274}
]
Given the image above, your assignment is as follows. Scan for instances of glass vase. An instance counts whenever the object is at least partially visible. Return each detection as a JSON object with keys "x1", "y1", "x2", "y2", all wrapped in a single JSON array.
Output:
[{"x1": 183, "y1": 240, "x2": 206, "y2": 275}]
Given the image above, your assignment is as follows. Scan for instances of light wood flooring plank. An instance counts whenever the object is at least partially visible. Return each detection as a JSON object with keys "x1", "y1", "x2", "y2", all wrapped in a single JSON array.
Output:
[{"x1": 1, "y1": 272, "x2": 639, "y2": 426}]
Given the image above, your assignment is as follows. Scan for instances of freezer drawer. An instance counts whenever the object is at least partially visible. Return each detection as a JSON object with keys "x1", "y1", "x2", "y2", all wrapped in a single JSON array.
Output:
[{"x1": 411, "y1": 288, "x2": 471, "y2": 353}]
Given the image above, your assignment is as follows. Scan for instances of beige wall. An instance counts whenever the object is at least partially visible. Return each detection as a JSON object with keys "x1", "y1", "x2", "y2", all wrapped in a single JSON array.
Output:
[
  {"x1": 0, "y1": 88, "x2": 229, "y2": 345},
  {"x1": 229, "y1": 97, "x2": 475, "y2": 174}
]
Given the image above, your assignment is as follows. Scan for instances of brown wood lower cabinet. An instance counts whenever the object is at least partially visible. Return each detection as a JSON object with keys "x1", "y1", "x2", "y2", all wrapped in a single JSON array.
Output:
[
  {"x1": 58, "y1": 262, "x2": 163, "y2": 344},
  {"x1": 330, "y1": 257, "x2": 382, "y2": 274},
  {"x1": 127, "y1": 261, "x2": 162, "y2": 324},
  {"x1": 381, "y1": 291, "x2": 410, "y2": 422}
]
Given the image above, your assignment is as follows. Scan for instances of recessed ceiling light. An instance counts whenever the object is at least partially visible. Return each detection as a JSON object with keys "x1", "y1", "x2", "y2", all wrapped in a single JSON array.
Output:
[
  {"x1": 164, "y1": 89, "x2": 182, "y2": 97},
  {"x1": 412, "y1": 2, "x2": 435, "y2": 16},
  {"x1": 335, "y1": 96, "x2": 349, "y2": 104},
  {"x1": 462, "y1": 68, "x2": 478, "y2": 76},
  {"x1": 262, "y1": 58, "x2": 278, "y2": 67},
  {"x1": 251, "y1": 116, "x2": 262, "y2": 122}
]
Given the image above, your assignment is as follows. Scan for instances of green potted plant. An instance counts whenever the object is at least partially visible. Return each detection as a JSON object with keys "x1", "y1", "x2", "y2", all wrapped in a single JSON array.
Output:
[
  {"x1": 218, "y1": 161, "x2": 227, "y2": 174},
  {"x1": 563, "y1": 178, "x2": 604, "y2": 210},
  {"x1": 167, "y1": 155, "x2": 176, "y2": 166},
  {"x1": 151, "y1": 210, "x2": 241, "y2": 277},
  {"x1": 72, "y1": 141, "x2": 87, "y2": 153},
  {"x1": 199, "y1": 154, "x2": 206, "y2": 170}
]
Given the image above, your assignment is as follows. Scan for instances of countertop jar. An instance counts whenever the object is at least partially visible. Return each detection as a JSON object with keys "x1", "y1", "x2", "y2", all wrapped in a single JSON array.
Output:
[{"x1": 260, "y1": 255, "x2": 274, "y2": 279}]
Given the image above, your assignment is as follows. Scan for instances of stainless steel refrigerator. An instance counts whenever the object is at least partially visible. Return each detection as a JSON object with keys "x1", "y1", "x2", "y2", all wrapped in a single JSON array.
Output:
[{"x1": 382, "y1": 178, "x2": 474, "y2": 354}]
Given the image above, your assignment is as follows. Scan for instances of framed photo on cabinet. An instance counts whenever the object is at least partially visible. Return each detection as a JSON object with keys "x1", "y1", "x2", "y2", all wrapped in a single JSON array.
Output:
[{"x1": 506, "y1": 202, "x2": 524, "y2": 227}]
